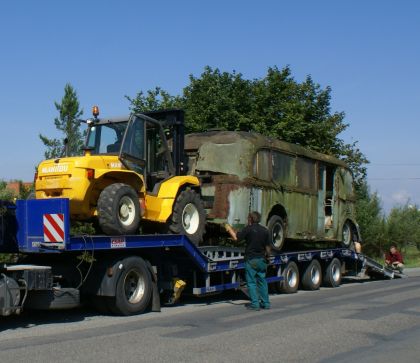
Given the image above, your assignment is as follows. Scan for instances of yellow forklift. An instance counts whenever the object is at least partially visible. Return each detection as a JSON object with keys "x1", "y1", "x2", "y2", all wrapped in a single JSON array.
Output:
[{"x1": 35, "y1": 107, "x2": 206, "y2": 245}]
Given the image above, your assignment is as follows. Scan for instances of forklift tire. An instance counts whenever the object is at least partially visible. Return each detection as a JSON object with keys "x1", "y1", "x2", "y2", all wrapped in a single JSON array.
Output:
[
  {"x1": 98, "y1": 183, "x2": 140, "y2": 235},
  {"x1": 169, "y1": 189, "x2": 206, "y2": 245},
  {"x1": 278, "y1": 261, "x2": 299, "y2": 294},
  {"x1": 301, "y1": 259, "x2": 322, "y2": 290},
  {"x1": 107, "y1": 256, "x2": 153, "y2": 316},
  {"x1": 323, "y1": 258, "x2": 342, "y2": 288}
]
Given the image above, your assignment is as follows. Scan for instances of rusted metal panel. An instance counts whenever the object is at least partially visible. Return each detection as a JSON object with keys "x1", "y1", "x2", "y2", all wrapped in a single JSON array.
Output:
[
  {"x1": 185, "y1": 131, "x2": 347, "y2": 168},
  {"x1": 186, "y1": 130, "x2": 357, "y2": 244}
]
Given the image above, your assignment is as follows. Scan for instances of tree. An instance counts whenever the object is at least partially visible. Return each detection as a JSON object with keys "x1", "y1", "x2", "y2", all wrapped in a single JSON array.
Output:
[
  {"x1": 0, "y1": 180, "x2": 15, "y2": 201},
  {"x1": 355, "y1": 182, "x2": 386, "y2": 256},
  {"x1": 126, "y1": 87, "x2": 182, "y2": 114},
  {"x1": 127, "y1": 66, "x2": 368, "y2": 183},
  {"x1": 387, "y1": 204, "x2": 420, "y2": 252},
  {"x1": 39, "y1": 83, "x2": 84, "y2": 159},
  {"x1": 183, "y1": 67, "x2": 253, "y2": 132}
]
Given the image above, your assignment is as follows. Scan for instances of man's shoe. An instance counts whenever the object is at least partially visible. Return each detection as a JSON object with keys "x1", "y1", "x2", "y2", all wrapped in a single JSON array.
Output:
[
  {"x1": 245, "y1": 303, "x2": 260, "y2": 311},
  {"x1": 261, "y1": 305, "x2": 271, "y2": 310}
]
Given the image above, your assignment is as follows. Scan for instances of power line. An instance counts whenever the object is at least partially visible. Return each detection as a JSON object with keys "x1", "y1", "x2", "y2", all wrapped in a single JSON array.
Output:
[
  {"x1": 369, "y1": 163, "x2": 420, "y2": 167},
  {"x1": 369, "y1": 177, "x2": 420, "y2": 180}
]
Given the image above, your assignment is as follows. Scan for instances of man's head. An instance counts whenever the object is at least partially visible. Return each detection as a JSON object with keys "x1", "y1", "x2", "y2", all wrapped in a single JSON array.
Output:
[
  {"x1": 248, "y1": 211, "x2": 261, "y2": 224},
  {"x1": 390, "y1": 244, "x2": 397, "y2": 253}
]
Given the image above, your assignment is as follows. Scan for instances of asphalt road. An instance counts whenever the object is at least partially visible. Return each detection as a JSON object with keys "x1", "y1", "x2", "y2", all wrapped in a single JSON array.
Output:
[{"x1": 1, "y1": 271, "x2": 420, "y2": 363}]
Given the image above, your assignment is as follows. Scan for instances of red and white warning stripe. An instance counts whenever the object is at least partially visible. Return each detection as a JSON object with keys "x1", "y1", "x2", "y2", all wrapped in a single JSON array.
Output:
[{"x1": 43, "y1": 213, "x2": 65, "y2": 242}]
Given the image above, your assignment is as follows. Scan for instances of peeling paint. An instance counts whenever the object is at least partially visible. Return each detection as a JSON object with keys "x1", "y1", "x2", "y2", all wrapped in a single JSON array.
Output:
[{"x1": 185, "y1": 130, "x2": 358, "y2": 243}]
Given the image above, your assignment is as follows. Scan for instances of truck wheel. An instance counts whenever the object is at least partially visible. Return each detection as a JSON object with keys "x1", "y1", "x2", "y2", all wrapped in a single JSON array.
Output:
[
  {"x1": 342, "y1": 221, "x2": 353, "y2": 248},
  {"x1": 301, "y1": 259, "x2": 322, "y2": 290},
  {"x1": 323, "y1": 258, "x2": 342, "y2": 288},
  {"x1": 278, "y1": 261, "x2": 299, "y2": 293},
  {"x1": 108, "y1": 257, "x2": 152, "y2": 316},
  {"x1": 268, "y1": 215, "x2": 286, "y2": 251},
  {"x1": 98, "y1": 183, "x2": 140, "y2": 235},
  {"x1": 169, "y1": 189, "x2": 206, "y2": 245}
]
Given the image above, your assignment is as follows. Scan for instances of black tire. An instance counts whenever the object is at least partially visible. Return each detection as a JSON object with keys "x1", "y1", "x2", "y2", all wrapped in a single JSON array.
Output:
[
  {"x1": 98, "y1": 183, "x2": 140, "y2": 235},
  {"x1": 268, "y1": 215, "x2": 286, "y2": 251},
  {"x1": 107, "y1": 257, "x2": 153, "y2": 316},
  {"x1": 280, "y1": 261, "x2": 299, "y2": 294},
  {"x1": 301, "y1": 259, "x2": 322, "y2": 290},
  {"x1": 169, "y1": 189, "x2": 206, "y2": 245},
  {"x1": 278, "y1": 261, "x2": 299, "y2": 294},
  {"x1": 323, "y1": 258, "x2": 342, "y2": 288}
]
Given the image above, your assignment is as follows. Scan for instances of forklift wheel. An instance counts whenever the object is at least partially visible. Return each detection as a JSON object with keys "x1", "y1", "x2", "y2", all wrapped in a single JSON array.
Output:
[
  {"x1": 169, "y1": 189, "x2": 206, "y2": 245},
  {"x1": 98, "y1": 183, "x2": 140, "y2": 235}
]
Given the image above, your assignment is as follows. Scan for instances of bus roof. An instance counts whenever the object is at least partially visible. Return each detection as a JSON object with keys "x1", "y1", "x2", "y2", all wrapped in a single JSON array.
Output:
[{"x1": 185, "y1": 130, "x2": 348, "y2": 168}]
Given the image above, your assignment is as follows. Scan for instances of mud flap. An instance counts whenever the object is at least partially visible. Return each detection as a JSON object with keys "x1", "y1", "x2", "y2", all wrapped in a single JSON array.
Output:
[{"x1": 145, "y1": 261, "x2": 161, "y2": 312}]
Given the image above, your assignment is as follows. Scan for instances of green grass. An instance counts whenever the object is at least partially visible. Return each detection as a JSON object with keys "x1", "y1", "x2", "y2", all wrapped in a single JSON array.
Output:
[
  {"x1": 363, "y1": 245, "x2": 420, "y2": 268},
  {"x1": 401, "y1": 245, "x2": 420, "y2": 268}
]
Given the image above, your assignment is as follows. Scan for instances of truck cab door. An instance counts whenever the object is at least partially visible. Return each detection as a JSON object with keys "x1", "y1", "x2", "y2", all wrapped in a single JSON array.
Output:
[
  {"x1": 144, "y1": 121, "x2": 175, "y2": 192},
  {"x1": 119, "y1": 115, "x2": 147, "y2": 175}
]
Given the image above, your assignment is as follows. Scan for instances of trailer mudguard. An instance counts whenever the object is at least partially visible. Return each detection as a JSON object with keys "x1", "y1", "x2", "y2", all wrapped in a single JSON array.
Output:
[{"x1": 82, "y1": 256, "x2": 155, "y2": 298}]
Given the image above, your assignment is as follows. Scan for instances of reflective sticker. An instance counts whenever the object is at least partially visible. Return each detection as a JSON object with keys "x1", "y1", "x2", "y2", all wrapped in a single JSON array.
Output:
[
  {"x1": 111, "y1": 238, "x2": 126, "y2": 248},
  {"x1": 43, "y1": 214, "x2": 65, "y2": 242}
]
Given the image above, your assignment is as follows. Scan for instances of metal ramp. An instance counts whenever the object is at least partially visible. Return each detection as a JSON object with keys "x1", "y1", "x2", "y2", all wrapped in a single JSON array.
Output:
[{"x1": 359, "y1": 254, "x2": 395, "y2": 279}]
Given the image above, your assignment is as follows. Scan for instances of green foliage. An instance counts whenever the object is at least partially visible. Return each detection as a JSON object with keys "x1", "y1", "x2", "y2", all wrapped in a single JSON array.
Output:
[
  {"x1": 183, "y1": 67, "x2": 253, "y2": 132},
  {"x1": 39, "y1": 83, "x2": 84, "y2": 159},
  {"x1": 76, "y1": 251, "x2": 96, "y2": 263},
  {"x1": 355, "y1": 182, "x2": 386, "y2": 256},
  {"x1": 127, "y1": 65, "x2": 368, "y2": 183},
  {"x1": 0, "y1": 180, "x2": 34, "y2": 201},
  {"x1": 70, "y1": 221, "x2": 96, "y2": 235},
  {"x1": 355, "y1": 183, "x2": 420, "y2": 261},
  {"x1": 126, "y1": 87, "x2": 182, "y2": 114},
  {"x1": 387, "y1": 204, "x2": 420, "y2": 251},
  {"x1": 401, "y1": 245, "x2": 420, "y2": 267},
  {"x1": 0, "y1": 180, "x2": 15, "y2": 201}
]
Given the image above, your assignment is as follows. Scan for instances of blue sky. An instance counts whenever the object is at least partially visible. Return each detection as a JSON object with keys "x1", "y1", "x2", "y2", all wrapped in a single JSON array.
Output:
[{"x1": 1, "y1": 0, "x2": 419, "y2": 212}]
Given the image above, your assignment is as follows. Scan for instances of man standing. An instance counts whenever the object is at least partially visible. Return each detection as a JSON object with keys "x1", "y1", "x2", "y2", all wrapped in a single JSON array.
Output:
[
  {"x1": 225, "y1": 211, "x2": 271, "y2": 311},
  {"x1": 385, "y1": 244, "x2": 404, "y2": 273}
]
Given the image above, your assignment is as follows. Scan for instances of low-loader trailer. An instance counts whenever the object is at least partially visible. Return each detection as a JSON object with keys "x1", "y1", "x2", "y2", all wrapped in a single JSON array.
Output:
[{"x1": 0, "y1": 198, "x2": 395, "y2": 316}]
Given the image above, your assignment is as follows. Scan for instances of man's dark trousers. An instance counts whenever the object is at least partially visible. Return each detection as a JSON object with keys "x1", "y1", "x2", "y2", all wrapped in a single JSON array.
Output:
[{"x1": 245, "y1": 257, "x2": 270, "y2": 309}]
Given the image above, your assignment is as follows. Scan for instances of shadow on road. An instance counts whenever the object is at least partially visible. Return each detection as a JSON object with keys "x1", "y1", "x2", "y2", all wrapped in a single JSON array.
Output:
[
  {"x1": 0, "y1": 306, "x2": 101, "y2": 333},
  {"x1": 0, "y1": 290, "x2": 249, "y2": 332}
]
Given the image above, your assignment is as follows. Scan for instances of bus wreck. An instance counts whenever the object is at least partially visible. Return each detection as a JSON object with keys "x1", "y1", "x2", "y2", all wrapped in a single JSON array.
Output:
[{"x1": 185, "y1": 131, "x2": 360, "y2": 250}]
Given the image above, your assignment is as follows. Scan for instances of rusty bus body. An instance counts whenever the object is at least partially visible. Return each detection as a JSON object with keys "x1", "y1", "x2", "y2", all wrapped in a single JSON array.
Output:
[{"x1": 185, "y1": 131, "x2": 359, "y2": 250}]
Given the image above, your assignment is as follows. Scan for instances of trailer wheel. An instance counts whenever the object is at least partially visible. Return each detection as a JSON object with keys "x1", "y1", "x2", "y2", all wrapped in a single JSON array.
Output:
[
  {"x1": 301, "y1": 259, "x2": 322, "y2": 290},
  {"x1": 268, "y1": 215, "x2": 286, "y2": 251},
  {"x1": 278, "y1": 261, "x2": 299, "y2": 294},
  {"x1": 108, "y1": 257, "x2": 152, "y2": 316},
  {"x1": 323, "y1": 258, "x2": 342, "y2": 288},
  {"x1": 98, "y1": 183, "x2": 140, "y2": 235},
  {"x1": 169, "y1": 189, "x2": 206, "y2": 245}
]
